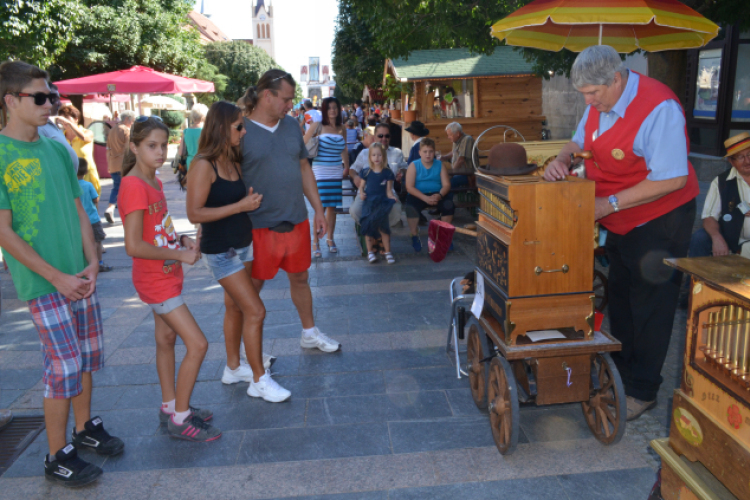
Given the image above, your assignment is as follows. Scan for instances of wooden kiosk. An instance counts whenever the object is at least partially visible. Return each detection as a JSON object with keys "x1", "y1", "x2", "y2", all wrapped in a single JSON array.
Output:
[
  {"x1": 653, "y1": 256, "x2": 750, "y2": 500},
  {"x1": 383, "y1": 47, "x2": 547, "y2": 153},
  {"x1": 464, "y1": 170, "x2": 625, "y2": 454}
]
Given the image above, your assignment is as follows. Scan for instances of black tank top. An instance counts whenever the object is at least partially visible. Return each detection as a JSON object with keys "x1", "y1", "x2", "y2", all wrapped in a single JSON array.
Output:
[{"x1": 200, "y1": 161, "x2": 253, "y2": 255}]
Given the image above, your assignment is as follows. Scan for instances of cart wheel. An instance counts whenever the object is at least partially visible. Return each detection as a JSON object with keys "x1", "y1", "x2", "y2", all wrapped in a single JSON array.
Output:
[
  {"x1": 467, "y1": 324, "x2": 489, "y2": 409},
  {"x1": 488, "y1": 357, "x2": 520, "y2": 455},
  {"x1": 581, "y1": 352, "x2": 626, "y2": 445},
  {"x1": 593, "y1": 269, "x2": 608, "y2": 312}
]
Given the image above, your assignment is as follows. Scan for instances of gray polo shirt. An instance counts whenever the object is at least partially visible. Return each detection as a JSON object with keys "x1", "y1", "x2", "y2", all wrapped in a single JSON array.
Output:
[{"x1": 240, "y1": 115, "x2": 309, "y2": 229}]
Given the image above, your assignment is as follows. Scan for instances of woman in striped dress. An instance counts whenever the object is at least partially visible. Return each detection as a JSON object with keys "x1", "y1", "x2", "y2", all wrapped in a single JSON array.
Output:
[{"x1": 304, "y1": 97, "x2": 349, "y2": 256}]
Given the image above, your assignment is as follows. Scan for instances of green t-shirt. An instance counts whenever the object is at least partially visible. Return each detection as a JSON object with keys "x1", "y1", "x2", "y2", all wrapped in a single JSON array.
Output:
[{"x1": 0, "y1": 135, "x2": 86, "y2": 301}]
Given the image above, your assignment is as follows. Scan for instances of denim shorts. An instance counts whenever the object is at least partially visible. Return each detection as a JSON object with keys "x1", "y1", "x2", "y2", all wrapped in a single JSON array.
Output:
[
  {"x1": 148, "y1": 295, "x2": 185, "y2": 315},
  {"x1": 204, "y1": 244, "x2": 254, "y2": 281}
]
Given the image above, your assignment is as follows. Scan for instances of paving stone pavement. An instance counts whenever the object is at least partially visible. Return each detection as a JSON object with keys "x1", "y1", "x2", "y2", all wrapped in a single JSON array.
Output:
[{"x1": 0, "y1": 162, "x2": 688, "y2": 499}]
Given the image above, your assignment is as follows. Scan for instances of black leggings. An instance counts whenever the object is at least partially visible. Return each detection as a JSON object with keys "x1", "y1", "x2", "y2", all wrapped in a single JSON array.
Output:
[{"x1": 405, "y1": 192, "x2": 455, "y2": 219}]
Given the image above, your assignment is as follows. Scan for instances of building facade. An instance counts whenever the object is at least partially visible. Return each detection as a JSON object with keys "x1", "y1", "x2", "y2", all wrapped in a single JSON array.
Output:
[{"x1": 251, "y1": 0, "x2": 275, "y2": 59}]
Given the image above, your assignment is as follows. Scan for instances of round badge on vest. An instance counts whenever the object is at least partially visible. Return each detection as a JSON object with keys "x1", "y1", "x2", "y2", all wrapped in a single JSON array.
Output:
[
  {"x1": 611, "y1": 149, "x2": 625, "y2": 160},
  {"x1": 723, "y1": 213, "x2": 733, "y2": 222}
]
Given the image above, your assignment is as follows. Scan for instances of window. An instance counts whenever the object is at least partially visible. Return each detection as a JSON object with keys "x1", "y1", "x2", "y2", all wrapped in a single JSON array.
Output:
[
  {"x1": 731, "y1": 44, "x2": 750, "y2": 123},
  {"x1": 267, "y1": 24, "x2": 270, "y2": 39},
  {"x1": 693, "y1": 48, "x2": 722, "y2": 120},
  {"x1": 257, "y1": 25, "x2": 261, "y2": 38}
]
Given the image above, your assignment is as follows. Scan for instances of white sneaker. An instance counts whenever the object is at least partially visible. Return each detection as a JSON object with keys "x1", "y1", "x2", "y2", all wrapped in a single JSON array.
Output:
[
  {"x1": 240, "y1": 342, "x2": 276, "y2": 370},
  {"x1": 247, "y1": 370, "x2": 291, "y2": 402},
  {"x1": 300, "y1": 328, "x2": 341, "y2": 353},
  {"x1": 221, "y1": 363, "x2": 254, "y2": 384},
  {"x1": 262, "y1": 353, "x2": 277, "y2": 370}
]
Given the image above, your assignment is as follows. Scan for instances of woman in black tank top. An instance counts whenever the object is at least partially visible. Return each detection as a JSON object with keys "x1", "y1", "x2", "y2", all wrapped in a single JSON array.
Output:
[{"x1": 186, "y1": 102, "x2": 291, "y2": 401}]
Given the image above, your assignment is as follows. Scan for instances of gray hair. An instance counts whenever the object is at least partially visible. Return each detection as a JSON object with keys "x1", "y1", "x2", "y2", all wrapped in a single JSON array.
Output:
[
  {"x1": 445, "y1": 122, "x2": 462, "y2": 134},
  {"x1": 189, "y1": 103, "x2": 209, "y2": 126},
  {"x1": 120, "y1": 110, "x2": 136, "y2": 123},
  {"x1": 571, "y1": 45, "x2": 627, "y2": 89}
]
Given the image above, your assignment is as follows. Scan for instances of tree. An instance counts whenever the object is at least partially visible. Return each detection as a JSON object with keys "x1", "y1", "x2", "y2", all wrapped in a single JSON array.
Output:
[
  {"x1": 0, "y1": 0, "x2": 83, "y2": 68},
  {"x1": 193, "y1": 59, "x2": 229, "y2": 106},
  {"x1": 49, "y1": 0, "x2": 204, "y2": 80},
  {"x1": 205, "y1": 41, "x2": 297, "y2": 104},
  {"x1": 332, "y1": 0, "x2": 386, "y2": 103}
]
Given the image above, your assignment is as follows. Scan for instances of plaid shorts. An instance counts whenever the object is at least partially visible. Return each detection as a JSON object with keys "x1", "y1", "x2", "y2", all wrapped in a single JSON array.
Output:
[{"x1": 27, "y1": 291, "x2": 104, "y2": 399}]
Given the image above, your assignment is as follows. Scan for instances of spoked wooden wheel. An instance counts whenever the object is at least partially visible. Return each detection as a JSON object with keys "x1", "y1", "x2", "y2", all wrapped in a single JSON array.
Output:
[
  {"x1": 593, "y1": 269, "x2": 608, "y2": 312},
  {"x1": 467, "y1": 324, "x2": 488, "y2": 409},
  {"x1": 581, "y1": 352, "x2": 626, "y2": 445},
  {"x1": 488, "y1": 357, "x2": 520, "y2": 455}
]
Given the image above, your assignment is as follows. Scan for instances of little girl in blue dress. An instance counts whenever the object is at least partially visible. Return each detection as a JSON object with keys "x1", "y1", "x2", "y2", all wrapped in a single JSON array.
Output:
[{"x1": 359, "y1": 143, "x2": 397, "y2": 264}]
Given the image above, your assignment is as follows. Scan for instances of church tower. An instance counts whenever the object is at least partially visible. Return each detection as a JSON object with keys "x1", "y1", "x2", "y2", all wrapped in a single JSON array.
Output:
[{"x1": 251, "y1": 0, "x2": 275, "y2": 59}]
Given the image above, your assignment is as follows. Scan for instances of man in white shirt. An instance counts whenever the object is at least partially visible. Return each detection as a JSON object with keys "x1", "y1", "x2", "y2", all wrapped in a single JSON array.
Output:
[
  {"x1": 689, "y1": 132, "x2": 750, "y2": 258},
  {"x1": 303, "y1": 101, "x2": 321, "y2": 131},
  {"x1": 349, "y1": 123, "x2": 406, "y2": 225}
]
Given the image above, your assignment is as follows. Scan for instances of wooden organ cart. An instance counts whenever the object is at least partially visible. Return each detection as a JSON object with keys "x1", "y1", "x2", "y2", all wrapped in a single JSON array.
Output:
[
  {"x1": 465, "y1": 171, "x2": 626, "y2": 454},
  {"x1": 651, "y1": 256, "x2": 750, "y2": 500}
]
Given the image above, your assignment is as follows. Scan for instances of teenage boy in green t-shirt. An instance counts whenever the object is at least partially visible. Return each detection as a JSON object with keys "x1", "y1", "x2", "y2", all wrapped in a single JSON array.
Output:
[{"x1": 0, "y1": 61, "x2": 124, "y2": 487}]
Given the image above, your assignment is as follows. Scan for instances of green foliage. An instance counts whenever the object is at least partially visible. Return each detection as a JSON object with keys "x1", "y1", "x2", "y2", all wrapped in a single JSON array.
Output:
[
  {"x1": 336, "y1": 0, "x2": 750, "y2": 82},
  {"x1": 0, "y1": 0, "x2": 83, "y2": 68},
  {"x1": 332, "y1": 0, "x2": 386, "y2": 103},
  {"x1": 159, "y1": 109, "x2": 184, "y2": 129},
  {"x1": 193, "y1": 59, "x2": 228, "y2": 106},
  {"x1": 49, "y1": 0, "x2": 204, "y2": 80},
  {"x1": 205, "y1": 41, "x2": 291, "y2": 103}
]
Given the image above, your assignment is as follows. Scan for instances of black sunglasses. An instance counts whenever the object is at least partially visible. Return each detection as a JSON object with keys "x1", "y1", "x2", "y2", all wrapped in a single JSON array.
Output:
[
  {"x1": 270, "y1": 72, "x2": 292, "y2": 83},
  {"x1": 377, "y1": 134, "x2": 390, "y2": 139},
  {"x1": 234, "y1": 123, "x2": 244, "y2": 132},
  {"x1": 9, "y1": 92, "x2": 60, "y2": 106},
  {"x1": 135, "y1": 115, "x2": 163, "y2": 123}
]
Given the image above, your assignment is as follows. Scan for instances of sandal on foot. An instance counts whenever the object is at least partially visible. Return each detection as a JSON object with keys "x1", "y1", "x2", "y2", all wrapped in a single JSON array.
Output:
[
  {"x1": 368, "y1": 252, "x2": 378, "y2": 263},
  {"x1": 312, "y1": 246, "x2": 322, "y2": 258},
  {"x1": 326, "y1": 239, "x2": 338, "y2": 253},
  {"x1": 385, "y1": 252, "x2": 395, "y2": 264}
]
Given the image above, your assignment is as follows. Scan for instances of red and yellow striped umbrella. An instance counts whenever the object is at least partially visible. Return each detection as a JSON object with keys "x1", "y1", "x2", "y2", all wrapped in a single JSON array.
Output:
[{"x1": 491, "y1": 0, "x2": 719, "y2": 53}]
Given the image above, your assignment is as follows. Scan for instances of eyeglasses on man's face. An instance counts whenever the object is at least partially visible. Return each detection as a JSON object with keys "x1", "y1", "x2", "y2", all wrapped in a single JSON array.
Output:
[
  {"x1": 7, "y1": 92, "x2": 60, "y2": 106},
  {"x1": 377, "y1": 134, "x2": 390, "y2": 139},
  {"x1": 731, "y1": 152, "x2": 750, "y2": 163}
]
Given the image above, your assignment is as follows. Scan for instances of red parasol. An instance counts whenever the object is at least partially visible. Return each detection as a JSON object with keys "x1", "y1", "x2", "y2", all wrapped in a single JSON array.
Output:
[
  {"x1": 54, "y1": 66, "x2": 215, "y2": 94},
  {"x1": 428, "y1": 220, "x2": 477, "y2": 263}
]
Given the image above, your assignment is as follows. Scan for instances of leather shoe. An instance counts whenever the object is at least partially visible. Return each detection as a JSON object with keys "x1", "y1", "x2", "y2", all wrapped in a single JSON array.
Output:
[
  {"x1": 0, "y1": 409, "x2": 13, "y2": 431},
  {"x1": 626, "y1": 396, "x2": 656, "y2": 421}
]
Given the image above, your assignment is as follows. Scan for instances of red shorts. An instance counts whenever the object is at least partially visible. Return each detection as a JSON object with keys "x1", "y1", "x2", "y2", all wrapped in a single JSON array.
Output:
[{"x1": 251, "y1": 219, "x2": 312, "y2": 280}]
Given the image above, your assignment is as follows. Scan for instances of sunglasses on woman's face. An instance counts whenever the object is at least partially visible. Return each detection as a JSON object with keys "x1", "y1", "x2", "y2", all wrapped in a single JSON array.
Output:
[
  {"x1": 234, "y1": 123, "x2": 244, "y2": 132},
  {"x1": 135, "y1": 115, "x2": 163, "y2": 123},
  {"x1": 8, "y1": 92, "x2": 60, "y2": 106},
  {"x1": 377, "y1": 134, "x2": 390, "y2": 139}
]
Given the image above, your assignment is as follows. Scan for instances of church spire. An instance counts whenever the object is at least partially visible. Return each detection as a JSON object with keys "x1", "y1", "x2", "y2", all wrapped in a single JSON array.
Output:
[{"x1": 254, "y1": 0, "x2": 265, "y2": 16}]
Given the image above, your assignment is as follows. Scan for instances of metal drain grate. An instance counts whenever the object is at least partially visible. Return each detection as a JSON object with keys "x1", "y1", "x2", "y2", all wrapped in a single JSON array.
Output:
[{"x1": 0, "y1": 416, "x2": 45, "y2": 477}]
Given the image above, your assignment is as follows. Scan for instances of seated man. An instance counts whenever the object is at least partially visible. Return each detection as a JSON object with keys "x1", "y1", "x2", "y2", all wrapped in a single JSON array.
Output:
[
  {"x1": 405, "y1": 138, "x2": 454, "y2": 252},
  {"x1": 689, "y1": 132, "x2": 750, "y2": 258},
  {"x1": 349, "y1": 123, "x2": 405, "y2": 227},
  {"x1": 441, "y1": 122, "x2": 475, "y2": 188}
]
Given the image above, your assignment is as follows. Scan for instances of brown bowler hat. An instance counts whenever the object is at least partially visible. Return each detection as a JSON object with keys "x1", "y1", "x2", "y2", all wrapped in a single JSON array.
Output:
[
  {"x1": 725, "y1": 132, "x2": 750, "y2": 157},
  {"x1": 477, "y1": 142, "x2": 537, "y2": 176}
]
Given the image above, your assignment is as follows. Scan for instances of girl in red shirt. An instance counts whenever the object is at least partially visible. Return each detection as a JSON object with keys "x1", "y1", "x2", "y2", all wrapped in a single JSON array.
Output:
[{"x1": 118, "y1": 117, "x2": 221, "y2": 442}]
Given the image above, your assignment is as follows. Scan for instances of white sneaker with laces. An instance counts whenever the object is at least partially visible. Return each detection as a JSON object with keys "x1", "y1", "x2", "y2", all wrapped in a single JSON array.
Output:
[
  {"x1": 300, "y1": 327, "x2": 341, "y2": 352},
  {"x1": 239, "y1": 343, "x2": 276, "y2": 370},
  {"x1": 247, "y1": 371, "x2": 291, "y2": 402},
  {"x1": 221, "y1": 363, "x2": 253, "y2": 384}
]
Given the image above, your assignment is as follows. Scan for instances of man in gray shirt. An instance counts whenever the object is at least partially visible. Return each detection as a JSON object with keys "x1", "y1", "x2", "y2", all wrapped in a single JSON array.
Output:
[
  {"x1": 37, "y1": 83, "x2": 78, "y2": 173},
  {"x1": 241, "y1": 69, "x2": 340, "y2": 354}
]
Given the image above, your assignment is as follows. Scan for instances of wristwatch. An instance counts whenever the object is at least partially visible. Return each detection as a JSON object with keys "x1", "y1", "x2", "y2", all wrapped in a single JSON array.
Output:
[{"x1": 608, "y1": 195, "x2": 620, "y2": 213}]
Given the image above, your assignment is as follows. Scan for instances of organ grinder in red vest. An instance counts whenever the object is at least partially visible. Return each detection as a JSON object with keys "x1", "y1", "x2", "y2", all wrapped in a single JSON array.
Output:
[{"x1": 544, "y1": 45, "x2": 699, "y2": 422}]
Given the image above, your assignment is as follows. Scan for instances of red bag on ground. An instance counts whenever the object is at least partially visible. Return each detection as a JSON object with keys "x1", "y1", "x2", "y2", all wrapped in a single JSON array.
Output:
[{"x1": 428, "y1": 220, "x2": 455, "y2": 263}]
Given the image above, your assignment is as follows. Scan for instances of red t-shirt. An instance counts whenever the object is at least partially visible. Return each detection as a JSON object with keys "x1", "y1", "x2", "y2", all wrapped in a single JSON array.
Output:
[{"x1": 118, "y1": 176, "x2": 183, "y2": 304}]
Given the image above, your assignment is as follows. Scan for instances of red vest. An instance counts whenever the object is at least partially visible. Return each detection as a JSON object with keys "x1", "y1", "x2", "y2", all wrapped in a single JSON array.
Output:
[{"x1": 583, "y1": 73, "x2": 698, "y2": 235}]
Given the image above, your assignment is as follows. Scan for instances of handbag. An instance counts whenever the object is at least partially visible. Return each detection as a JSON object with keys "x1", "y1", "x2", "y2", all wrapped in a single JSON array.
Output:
[
  {"x1": 305, "y1": 122, "x2": 322, "y2": 158},
  {"x1": 172, "y1": 147, "x2": 188, "y2": 191}
]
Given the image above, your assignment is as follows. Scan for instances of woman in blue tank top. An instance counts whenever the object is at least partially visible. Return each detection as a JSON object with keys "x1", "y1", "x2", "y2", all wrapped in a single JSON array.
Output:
[{"x1": 404, "y1": 137, "x2": 454, "y2": 252}]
